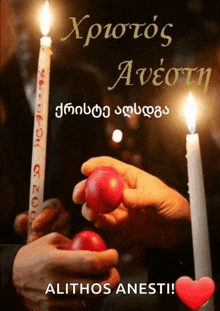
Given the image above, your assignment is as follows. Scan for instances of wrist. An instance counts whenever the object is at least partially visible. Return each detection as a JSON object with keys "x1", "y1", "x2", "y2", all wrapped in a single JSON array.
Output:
[{"x1": 1, "y1": 244, "x2": 25, "y2": 311}]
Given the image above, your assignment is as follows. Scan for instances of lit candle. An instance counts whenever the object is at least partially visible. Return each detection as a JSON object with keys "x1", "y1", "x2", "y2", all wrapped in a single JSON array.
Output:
[
  {"x1": 185, "y1": 92, "x2": 214, "y2": 310},
  {"x1": 27, "y1": 1, "x2": 52, "y2": 242}
]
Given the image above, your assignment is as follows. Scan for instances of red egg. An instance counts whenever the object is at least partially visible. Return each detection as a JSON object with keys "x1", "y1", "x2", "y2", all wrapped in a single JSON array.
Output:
[
  {"x1": 85, "y1": 166, "x2": 124, "y2": 214},
  {"x1": 69, "y1": 230, "x2": 107, "y2": 251}
]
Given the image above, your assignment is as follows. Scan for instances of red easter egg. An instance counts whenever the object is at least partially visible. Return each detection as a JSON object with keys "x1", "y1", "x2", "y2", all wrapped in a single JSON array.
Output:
[
  {"x1": 85, "y1": 166, "x2": 124, "y2": 214},
  {"x1": 69, "y1": 230, "x2": 107, "y2": 251}
]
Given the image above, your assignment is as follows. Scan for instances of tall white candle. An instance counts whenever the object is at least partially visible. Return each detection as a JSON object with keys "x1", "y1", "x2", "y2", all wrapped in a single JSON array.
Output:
[
  {"x1": 28, "y1": 1, "x2": 52, "y2": 242},
  {"x1": 185, "y1": 92, "x2": 214, "y2": 310}
]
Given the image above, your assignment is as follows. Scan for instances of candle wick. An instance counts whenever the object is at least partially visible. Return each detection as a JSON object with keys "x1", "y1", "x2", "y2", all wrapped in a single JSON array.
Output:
[{"x1": 189, "y1": 125, "x2": 195, "y2": 134}]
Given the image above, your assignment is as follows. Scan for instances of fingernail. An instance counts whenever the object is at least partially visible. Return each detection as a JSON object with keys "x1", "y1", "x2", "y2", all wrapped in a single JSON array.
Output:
[
  {"x1": 82, "y1": 211, "x2": 92, "y2": 222},
  {"x1": 81, "y1": 163, "x2": 86, "y2": 174},
  {"x1": 73, "y1": 185, "x2": 79, "y2": 197}
]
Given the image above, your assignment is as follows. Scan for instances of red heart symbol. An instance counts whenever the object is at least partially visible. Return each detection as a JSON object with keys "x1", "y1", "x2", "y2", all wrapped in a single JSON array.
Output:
[{"x1": 175, "y1": 276, "x2": 215, "y2": 310}]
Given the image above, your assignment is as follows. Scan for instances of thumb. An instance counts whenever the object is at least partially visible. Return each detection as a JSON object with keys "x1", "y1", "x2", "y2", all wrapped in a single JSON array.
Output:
[
  {"x1": 14, "y1": 212, "x2": 28, "y2": 237},
  {"x1": 123, "y1": 189, "x2": 162, "y2": 210}
]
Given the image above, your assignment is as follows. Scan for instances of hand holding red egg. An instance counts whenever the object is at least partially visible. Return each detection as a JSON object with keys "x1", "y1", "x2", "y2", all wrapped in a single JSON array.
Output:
[
  {"x1": 13, "y1": 233, "x2": 119, "y2": 310},
  {"x1": 73, "y1": 156, "x2": 191, "y2": 249}
]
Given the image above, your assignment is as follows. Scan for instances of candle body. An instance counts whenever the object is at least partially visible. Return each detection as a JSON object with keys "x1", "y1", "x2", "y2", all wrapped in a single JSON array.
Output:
[
  {"x1": 187, "y1": 133, "x2": 214, "y2": 310},
  {"x1": 187, "y1": 133, "x2": 212, "y2": 278},
  {"x1": 28, "y1": 36, "x2": 51, "y2": 241}
]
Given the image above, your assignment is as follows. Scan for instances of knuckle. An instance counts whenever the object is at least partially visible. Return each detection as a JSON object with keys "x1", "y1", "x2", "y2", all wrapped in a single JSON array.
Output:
[{"x1": 44, "y1": 198, "x2": 62, "y2": 209}]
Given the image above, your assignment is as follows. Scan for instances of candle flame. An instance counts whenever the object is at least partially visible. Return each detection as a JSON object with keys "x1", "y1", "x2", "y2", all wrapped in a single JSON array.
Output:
[
  {"x1": 40, "y1": 1, "x2": 51, "y2": 36},
  {"x1": 185, "y1": 92, "x2": 197, "y2": 134}
]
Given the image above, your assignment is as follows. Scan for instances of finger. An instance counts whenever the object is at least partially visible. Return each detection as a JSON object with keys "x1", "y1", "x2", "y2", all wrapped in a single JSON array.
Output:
[
  {"x1": 40, "y1": 209, "x2": 69, "y2": 233},
  {"x1": 42, "y1": 232, "x2": 73, "y2": 248},
  {"x1": 81, "y1": 203, "x2": 128, "y2": 230},
  {"x1": 14, "y1": 212, "x2": 28, "y2": 237},
  {"x1": 123, "y1": 188, "x2": 165, "y2": 210},
  {"x1": 32, "y1": 199, "x2": 62, "y2": 231},
  {"x1": 52, "y1": 248, "x2": 119, "y2": 276},
  {"x1": 72, "y1": 179, "x2": 87, "y2": 203},
  {"x1": 25, "y1": 232, "x2": 72, "y2": 249},
  {"x1": 32, "y1": 208, "x2": 59, "y2": 232},
  {"x1": 48, "y1": 211, "x2": 70, "y2": 234},
  {"x1": 54, "y1": 267, "x2": 120, "y2": 298},
  {"x1": 81, "y1": 203, "x2": 95, "y2": 221},
  {"x1": 81, "y1": 203, "x2": 107, "y2": 228},
  {"x1": 81, "y1": 203, "x2": 111, "y2": 228},
  {"x1": 31, "y1": 212, "x2": 70, "y2": 240}
]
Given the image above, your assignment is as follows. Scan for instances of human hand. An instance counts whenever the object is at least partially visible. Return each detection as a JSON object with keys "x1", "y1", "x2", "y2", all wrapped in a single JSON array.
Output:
[
  {"x1": 13, "y1": 232, "x2": 119, "y2": 311},
  {"x1": 14, "y1": 198, "x2": 70, "y2": 242},
  {"x1": 73, "y1": 156, "x2": 191, "y2": 249}
]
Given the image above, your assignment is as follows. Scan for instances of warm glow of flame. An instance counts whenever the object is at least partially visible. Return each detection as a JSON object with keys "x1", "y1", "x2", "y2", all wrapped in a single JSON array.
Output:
[
  {"x1": 112, "y1": 129, "x2": 123, "y2": 143},
  {"x1": 40, "y1": 1, "x2": 51, "y2": 36},
  {"x1": 185, "y1": 92, "x2": 197, "y2": 134}
]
